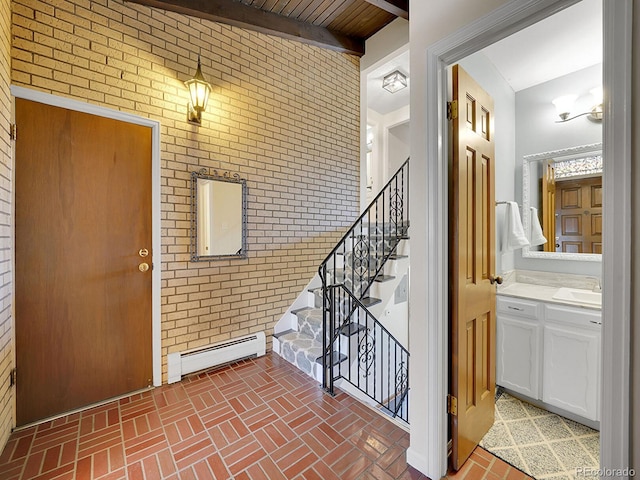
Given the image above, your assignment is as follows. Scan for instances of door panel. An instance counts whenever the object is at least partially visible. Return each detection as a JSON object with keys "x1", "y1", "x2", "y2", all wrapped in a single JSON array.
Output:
[
  {"x1": 555, "y1": 176, "x2": 602, "y2": 253},
  {"x1": 450, "y1": 65, "x2": 496, "y2": 470},
  {"x1": 15, "y1": 98, "x2": 153, "y2": 426}
]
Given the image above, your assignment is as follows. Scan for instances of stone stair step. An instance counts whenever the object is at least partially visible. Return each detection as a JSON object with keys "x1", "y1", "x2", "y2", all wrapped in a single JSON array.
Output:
[
  {"x1": 314, "y1": 350, "x2": 347, "y2": 366},
  {"x1": 277, "y1": 331, "x2": 322, "y2": 376},
  {"x1": 277, "y1": 330, "x2": 348, "y2": 377},
  {"x1": 374, "y1": 274, "x2": 395, "y2": 282},
  {"x1": 273, "y1": 328, "x2": 296, "y2": 339},
  {"x1": 360, "y1": 296, "x2": 381, "y2": 307},
  {"x1": 293, "y1": 307, "x2": 323, "y2": 341},
  {"x1": 340, "y1": 322, "x2": 368, "y2": 336}
]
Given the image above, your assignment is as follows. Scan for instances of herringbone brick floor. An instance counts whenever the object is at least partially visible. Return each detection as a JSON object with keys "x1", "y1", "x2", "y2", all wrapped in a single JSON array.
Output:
[{"x1": 0, "y1": 354, "x2": 530, "y2": 479}]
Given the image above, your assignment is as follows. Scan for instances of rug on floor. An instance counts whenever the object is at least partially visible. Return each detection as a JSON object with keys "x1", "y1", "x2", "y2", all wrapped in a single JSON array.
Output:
[{"x1": 480, "y1": 392, "x2": 599, "y2": 480}]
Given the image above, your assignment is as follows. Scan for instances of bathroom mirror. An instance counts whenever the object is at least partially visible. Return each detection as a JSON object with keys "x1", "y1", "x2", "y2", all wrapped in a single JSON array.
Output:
[
  {"x1": 522, "y1": 143, "x2": 602, "y2": 262},
  {"x1": 191, "y1": 169, "x2": 247, "y2": 261}
]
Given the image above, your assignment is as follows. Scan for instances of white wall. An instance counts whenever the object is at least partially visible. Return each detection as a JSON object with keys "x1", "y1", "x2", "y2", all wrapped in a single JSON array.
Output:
[
  {"x1": 407, "y1": 2, "x2": 639, "y2": 477},
  {"x1": 631, "y1": 4, "x2": 640, "y2": 471},
  {"x1": 361, "y1": 20, "x2": 410, "y2": 209},
  {"x1": 408, "y1": 0, "x2": 511, "y2": 476},
  {"x1": 457, "y1": 52, "x2": 517, "y2": 275},
  {"x1": 361, "y1": 18, "x2": 409, "y2": 71},
  {"x1": 514, "y1": 63, "x2": 602, "y2": 276},
  {"x1": 388, "y1": 122, "x2": 410, "y2": 177},
  {"x1": 366, "y1": 105, "x2": 410, "y2": 200}
]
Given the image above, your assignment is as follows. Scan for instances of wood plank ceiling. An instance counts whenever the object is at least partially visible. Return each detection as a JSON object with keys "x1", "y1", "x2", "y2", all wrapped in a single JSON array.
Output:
[{"x1": 125, "y1": 0, "x2": 409, "y2": 56}]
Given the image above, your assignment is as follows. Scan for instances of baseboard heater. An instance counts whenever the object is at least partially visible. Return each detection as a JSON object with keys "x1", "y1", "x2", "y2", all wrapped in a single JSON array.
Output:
[{"x1": 167, "y1": 332, "x2": 266, "y2": 384}]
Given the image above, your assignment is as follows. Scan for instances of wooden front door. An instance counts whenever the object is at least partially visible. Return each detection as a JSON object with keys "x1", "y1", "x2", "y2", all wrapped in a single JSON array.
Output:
[
  {"x1": 449, "y1": 64, "x2": 497, "y2": 470},
  {"x1": 15, "y1": 98, "x2": 153, "y2": 426},
  {"x1": 555, "y1": 176, "x2": 602, "y2": 253}
]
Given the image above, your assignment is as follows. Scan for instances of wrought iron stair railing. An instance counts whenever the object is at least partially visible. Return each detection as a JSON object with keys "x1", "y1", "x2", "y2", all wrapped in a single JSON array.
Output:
[
  {"x1": 318, "y1": 159, "x2": 409, "y2": 420},
  {"x1": 325, "y1": 284, "x2": 409, "y2": 422}
]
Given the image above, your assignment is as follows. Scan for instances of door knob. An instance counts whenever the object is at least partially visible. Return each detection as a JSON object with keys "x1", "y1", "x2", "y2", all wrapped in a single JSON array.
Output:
[
  {"x1": 139, "y1": 262, "x2": 150, "y2": 272},
  {"x1": 489, "y1": 275, "x2": 503, "y2": 285}
]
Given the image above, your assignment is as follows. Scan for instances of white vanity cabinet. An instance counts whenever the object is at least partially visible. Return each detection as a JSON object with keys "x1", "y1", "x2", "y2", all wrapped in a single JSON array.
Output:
[
  {"x1": 496, "y1": 297, "x2": 542, "y2": 398},
  {"x1": 496, "y1": 294, "x2": 601, "y2": 422},
  {"x1": 542, "y1": 304, "x2": 601, "y2": 421}
]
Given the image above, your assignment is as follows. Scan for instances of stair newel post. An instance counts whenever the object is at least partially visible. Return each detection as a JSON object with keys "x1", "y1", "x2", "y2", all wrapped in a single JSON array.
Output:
[
  {"x1": 320, "y1": 263, "x2": 328, "y2": 391},
  {"x1": 381, "y1": 188, "x2": 386, "y2": 275},
  {"x1": 404, "y1": 159, "x2": 409, "y2": 235},
  {"x1": 327, "y1": 284, "x2": 336, "y2": 394}
]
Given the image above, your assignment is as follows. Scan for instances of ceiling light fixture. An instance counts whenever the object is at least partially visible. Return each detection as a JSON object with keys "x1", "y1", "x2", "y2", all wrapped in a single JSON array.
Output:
[
  {"x1": 552, "y1": 87, "x2": 603, "y2": 123},
  {"x1": 382, "y1": 70, "x2": 407, "y2": 94},
  {"x1": 185, "y1": 55, "x2": 212, "y2": 125}
]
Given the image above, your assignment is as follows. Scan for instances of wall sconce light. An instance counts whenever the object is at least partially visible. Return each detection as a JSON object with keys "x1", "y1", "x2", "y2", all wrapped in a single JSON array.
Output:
[
  {"x1": 382, "y1": 70, "x2": 407, "y2": 93},
  {"x1": 184, "y1": 55, "x2": 211, "y2": 125},
  {"x1": 552, "y1": 87, "x2": 603, "y2": 123}
]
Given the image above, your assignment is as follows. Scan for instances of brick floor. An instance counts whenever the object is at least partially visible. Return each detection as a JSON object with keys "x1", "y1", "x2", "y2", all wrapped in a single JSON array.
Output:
[{"x1": 0, "y1": 354, "x2": 531, "y2": 479}]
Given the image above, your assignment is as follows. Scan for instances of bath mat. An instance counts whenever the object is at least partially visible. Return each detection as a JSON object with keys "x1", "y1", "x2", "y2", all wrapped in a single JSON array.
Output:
[{"x1": 480, "y1": 393, "x2": 600, "y2": 479}]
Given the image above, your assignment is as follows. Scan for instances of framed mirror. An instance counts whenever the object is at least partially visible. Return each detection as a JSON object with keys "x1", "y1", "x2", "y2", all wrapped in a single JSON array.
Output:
[
  {"x1": 191, "y1": 169, "x2": 247, "y2": 261},
  {"x1": 522, "y1": 142, "x2": 602, "y2": 262}
]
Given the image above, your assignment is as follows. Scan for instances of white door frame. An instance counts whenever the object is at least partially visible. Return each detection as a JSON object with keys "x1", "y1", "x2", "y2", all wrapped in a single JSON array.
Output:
[
  {"x1": 11, "y1": 86, "x2": 163, "y2": 388},
  {"x1": 409, "y1": 0, "x2": 632, "y2": 477}
]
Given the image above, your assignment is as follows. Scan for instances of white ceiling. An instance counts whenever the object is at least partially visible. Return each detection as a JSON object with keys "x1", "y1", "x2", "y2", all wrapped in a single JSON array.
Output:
[
  {"x1": 366, "y1": 49, "x2": 410, "y2": 116},
  {"x1": 366, "y1": 0, "x2": 602, "y2": 115}
]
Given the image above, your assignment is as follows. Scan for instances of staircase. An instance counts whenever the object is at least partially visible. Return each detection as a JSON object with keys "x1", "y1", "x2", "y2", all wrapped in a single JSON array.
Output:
[{"x1": 273, "y1": 159, "x2": 410, "y2": 423}]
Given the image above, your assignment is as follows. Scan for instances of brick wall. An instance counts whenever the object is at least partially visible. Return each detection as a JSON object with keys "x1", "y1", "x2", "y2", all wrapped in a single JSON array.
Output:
[
  {"x1": 11, "y1": 0, "x2": 360, "y2": 381},
  {"x1": 0, "y1": 0, "x2": 12, "y2": 450}
]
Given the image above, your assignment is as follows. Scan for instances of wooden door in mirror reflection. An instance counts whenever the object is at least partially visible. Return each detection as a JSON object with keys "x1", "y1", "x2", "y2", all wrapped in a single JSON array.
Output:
[
  {"x1": 542, "y1": 160, "x2": 556, "y2": 252},
  {"x1": 554, "y1": 176, "x2": 602, "y2": 254}
]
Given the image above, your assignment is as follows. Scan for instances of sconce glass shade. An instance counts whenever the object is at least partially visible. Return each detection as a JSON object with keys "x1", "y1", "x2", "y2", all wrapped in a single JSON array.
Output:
[
  {"x1": 552, "y1": 94, "x2": 578, "y2": 121},
  {"x1": 184, "y1": 56, "x2": 211, "y2": 125},
  {"x1": 589, "y1": 86, "x2": 603, "y2": 121},
  {"x1": 382, "y1": 70, "x2": 407, "y2": 93}
]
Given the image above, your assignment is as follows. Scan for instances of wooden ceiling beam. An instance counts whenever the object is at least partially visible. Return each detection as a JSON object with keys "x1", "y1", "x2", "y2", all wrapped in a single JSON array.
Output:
[
  {"x1": 125, "y1": 0, "x2": 365, "y2": 55},
  {"x1": 362, "y1": 0, "x2": 408, "y2": 20}
]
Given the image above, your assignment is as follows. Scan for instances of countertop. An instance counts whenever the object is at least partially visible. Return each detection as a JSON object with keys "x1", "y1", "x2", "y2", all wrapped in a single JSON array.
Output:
[{"x1": 497, "y1": 281, "x2": 601, "y2": 311}]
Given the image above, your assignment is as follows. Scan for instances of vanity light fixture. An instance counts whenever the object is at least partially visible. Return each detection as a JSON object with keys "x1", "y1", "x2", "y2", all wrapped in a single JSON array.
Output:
[
  {"x1": 382, "y1": 70, "x2": 407, "y2": 94},
  {"x1": 552, "y1": 87, "x2": 603, "y2": 123},
  {"x1": 185, "y1": 55, "x2": 211, "y2": 125}
]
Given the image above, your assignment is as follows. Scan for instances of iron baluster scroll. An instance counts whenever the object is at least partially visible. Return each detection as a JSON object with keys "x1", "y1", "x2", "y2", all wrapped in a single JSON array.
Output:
[
  {"x1": 318, "y1": 159, "x2": 409, "y2": 422},
  {"x1": 327, "y1": 285, "x2": 410, "y2": 422}
]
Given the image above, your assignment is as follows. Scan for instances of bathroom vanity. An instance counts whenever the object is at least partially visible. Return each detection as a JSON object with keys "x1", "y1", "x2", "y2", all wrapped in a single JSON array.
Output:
[{"x1": 496, "y1": 272, "x2": 601, "y2": 426}]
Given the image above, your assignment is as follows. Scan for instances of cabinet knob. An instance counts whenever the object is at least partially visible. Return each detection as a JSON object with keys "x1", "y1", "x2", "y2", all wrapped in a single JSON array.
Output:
[{"x1": 489, "y1": 275, "x2": 503, "y2": 285}]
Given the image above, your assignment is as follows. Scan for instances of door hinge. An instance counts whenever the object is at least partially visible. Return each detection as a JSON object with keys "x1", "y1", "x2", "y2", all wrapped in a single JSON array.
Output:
[
  {"x1": 447, "y1": 100, "x2": 458, "y2": 120},
  {"x1": 447, "y1": 394, "x2": 458, "y2": 416},
  {"x1": 9, "y1": 368, "x2": 16, "y2": 387},
  {"x1": 9, "y1": 124, "x2": 16, "y2": 140}
]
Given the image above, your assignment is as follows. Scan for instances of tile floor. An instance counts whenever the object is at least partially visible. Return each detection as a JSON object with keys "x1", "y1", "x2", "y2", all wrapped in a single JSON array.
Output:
[
  {"x1": 0, "y1": 353, "x2": 531, "y2": 480},
  {"x1": 480, "y1": 392, "x2": 599, "y2": 479}
]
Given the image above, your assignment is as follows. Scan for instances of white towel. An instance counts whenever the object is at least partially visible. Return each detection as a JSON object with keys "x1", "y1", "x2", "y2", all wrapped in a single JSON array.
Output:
[
  {"x1": 503, "y1": 201, "x2": 530, "y2": 252},
  {"x1": 529, "y1": 207, "x2": 547, "y2": 246}
]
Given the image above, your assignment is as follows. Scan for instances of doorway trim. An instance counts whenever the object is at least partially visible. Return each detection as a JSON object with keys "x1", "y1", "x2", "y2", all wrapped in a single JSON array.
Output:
[
  {"x1": 413, "y1": 0, "x2": 632, "y2": 477},
  {"x1": 10, "y1": 85, "x2": 163, "y2": 388}
]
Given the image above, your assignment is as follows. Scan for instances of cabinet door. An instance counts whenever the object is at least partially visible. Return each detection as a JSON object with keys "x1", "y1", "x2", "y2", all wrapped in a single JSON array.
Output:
[
  {"x1": 543, "y1": 323, "x2": 600, "y2": 420},
  {"x1": 497, "y1": 316, "x2": 541, "y2": 398}
]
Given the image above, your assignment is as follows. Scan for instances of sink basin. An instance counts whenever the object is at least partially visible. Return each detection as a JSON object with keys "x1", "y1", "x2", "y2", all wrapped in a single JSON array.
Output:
[{"x1": 552, "y1": 287, "x2": 602, "y2": 306}]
